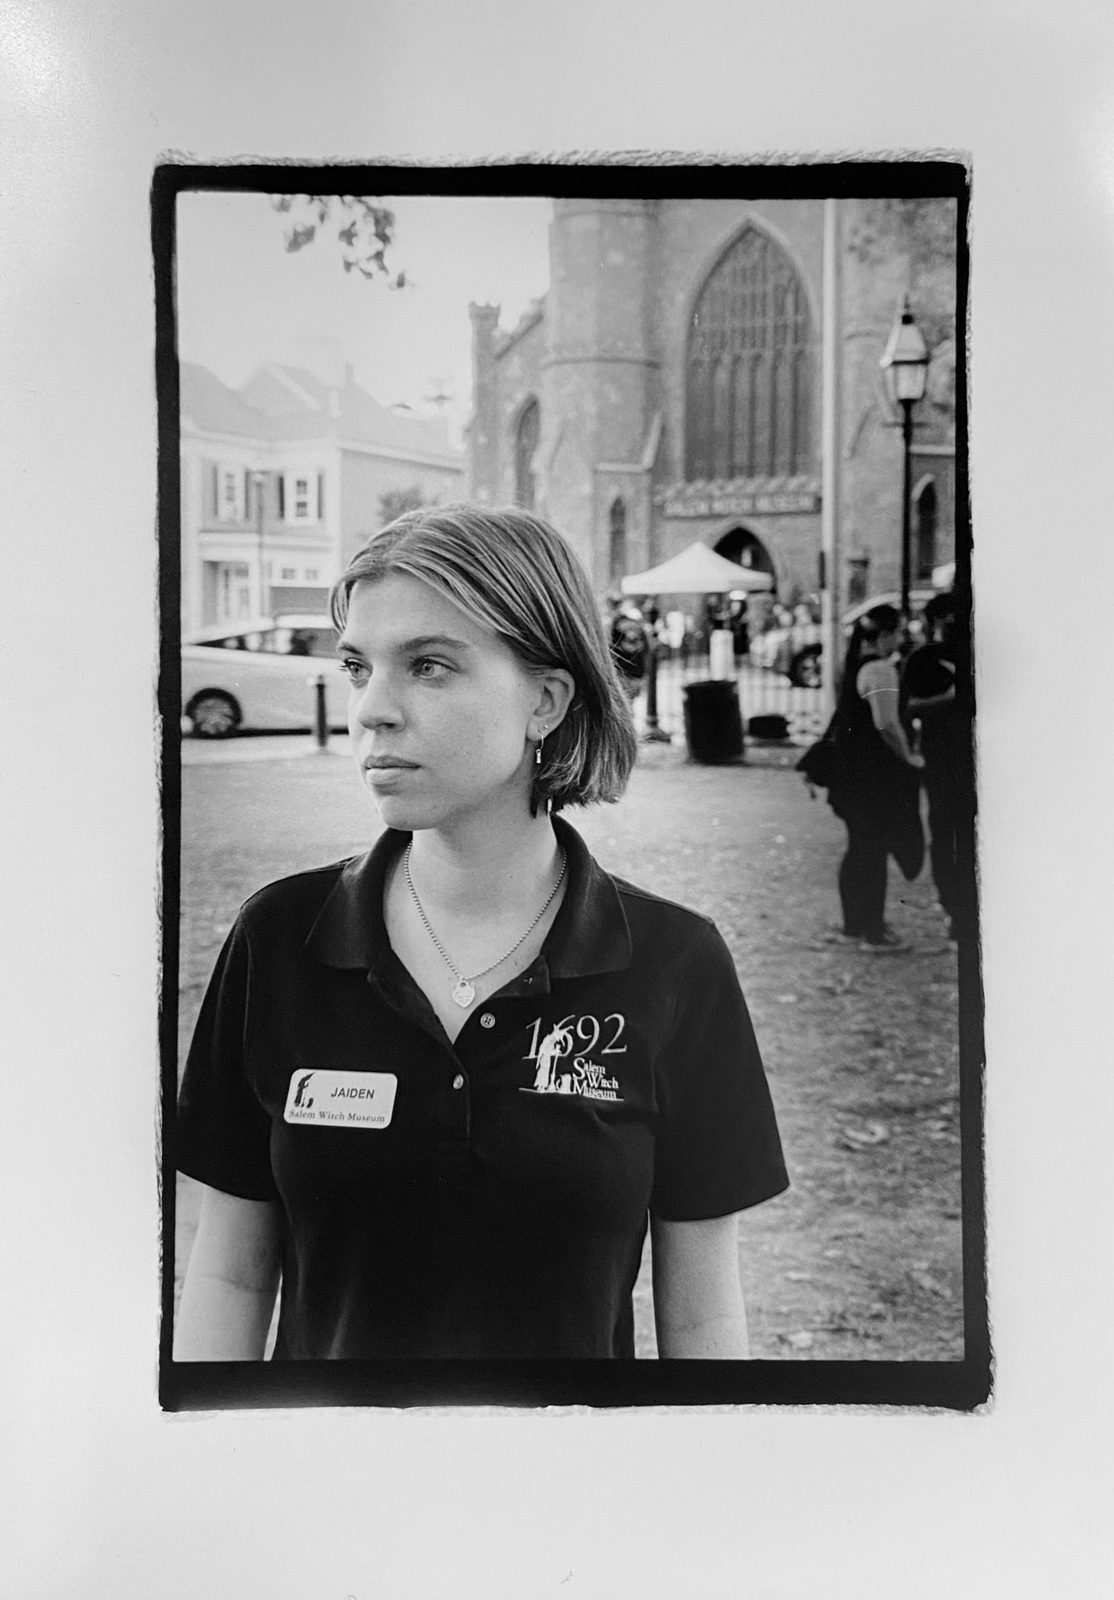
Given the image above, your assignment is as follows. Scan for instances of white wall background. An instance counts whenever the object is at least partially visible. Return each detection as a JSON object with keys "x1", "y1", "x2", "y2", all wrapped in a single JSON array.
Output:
[{"x1": 2, "y1": 1, "x2": 1113, "y2": 1595}]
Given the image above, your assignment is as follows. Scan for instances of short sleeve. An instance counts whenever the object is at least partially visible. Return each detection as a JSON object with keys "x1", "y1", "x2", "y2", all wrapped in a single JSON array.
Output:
[
  {"x1": 856, "y1": 657, "x2": 899, "y2": 699},
  {"x1": 175, "y1": 915, "x2": 279, "y2": 1201},
  {"x1": 650, "y1": 921, "x2": 789, "y2": 1221}
]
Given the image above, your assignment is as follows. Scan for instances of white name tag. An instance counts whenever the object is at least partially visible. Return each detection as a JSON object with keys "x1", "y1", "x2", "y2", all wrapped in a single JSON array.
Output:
[{"x1": 283, "y1": 1069, "x2": 397, "y2": 1128}]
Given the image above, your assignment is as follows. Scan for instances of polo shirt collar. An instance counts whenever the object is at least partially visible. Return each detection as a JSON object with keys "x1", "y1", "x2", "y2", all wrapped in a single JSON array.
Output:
[{"x1": 304, "y1": 816, "x2": 632, "y2": 980}]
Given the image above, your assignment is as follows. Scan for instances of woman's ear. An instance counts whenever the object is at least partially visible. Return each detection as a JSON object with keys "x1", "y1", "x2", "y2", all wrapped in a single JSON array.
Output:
[{"x1": 529, "y1": 668, "x2": 575, "y2": 738}]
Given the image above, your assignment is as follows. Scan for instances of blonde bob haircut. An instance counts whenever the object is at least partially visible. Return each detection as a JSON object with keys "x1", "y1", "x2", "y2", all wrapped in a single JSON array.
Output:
[{"x1": 330, "y1": 504, "x2": 638, "y2": 814}]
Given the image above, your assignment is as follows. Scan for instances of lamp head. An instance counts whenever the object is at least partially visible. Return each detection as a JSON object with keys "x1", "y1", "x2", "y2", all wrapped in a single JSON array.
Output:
[{"x1": 880, "y1": 296, "x2": 929, "y2": 405}]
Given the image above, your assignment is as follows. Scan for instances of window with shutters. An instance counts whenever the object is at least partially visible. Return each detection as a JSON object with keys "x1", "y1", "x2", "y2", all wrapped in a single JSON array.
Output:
[
  {"x1": 281, "y1": 470, "x2": 322, "y2": 523},
  {"x1": 514, "y1": 399, "x2": 540, "y2": 510},
  {"x1": 216, "y1": 465, "x2": 245, "y2": 523},
  {"x1": 685, "y1": 227, "x2": 814, "y2": 481}
]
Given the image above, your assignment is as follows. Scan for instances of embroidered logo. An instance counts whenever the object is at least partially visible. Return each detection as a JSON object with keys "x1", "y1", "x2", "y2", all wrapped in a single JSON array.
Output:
[{"x1": 520, "y1": 1016, "x2": 625, "y2": 1103}]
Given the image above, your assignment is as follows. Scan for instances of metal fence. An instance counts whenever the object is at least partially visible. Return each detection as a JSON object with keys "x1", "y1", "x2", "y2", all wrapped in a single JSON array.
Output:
[{"x1": 642, "y1": 649, "x2": 830, "y2": 748}]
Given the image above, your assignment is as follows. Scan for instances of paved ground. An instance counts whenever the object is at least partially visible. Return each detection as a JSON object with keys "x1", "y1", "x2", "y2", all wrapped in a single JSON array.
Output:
[{"x1": 173, "y1": 724, "x2": 967, "y2": 1361}]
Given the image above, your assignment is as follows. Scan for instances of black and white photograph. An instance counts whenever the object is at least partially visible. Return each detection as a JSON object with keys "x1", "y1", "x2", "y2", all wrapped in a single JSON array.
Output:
[
  {"x1": 158, "y1": 165, "x2": 985, "y2": 1410},
  {"x1": 7, "y1": 1, "x2": 1114, "y2": 1594}
]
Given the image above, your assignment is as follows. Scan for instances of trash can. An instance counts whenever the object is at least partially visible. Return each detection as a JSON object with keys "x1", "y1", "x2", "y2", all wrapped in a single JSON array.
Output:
[{"x1": 682, "y1": 679, "x2": 745, "y2": 764}]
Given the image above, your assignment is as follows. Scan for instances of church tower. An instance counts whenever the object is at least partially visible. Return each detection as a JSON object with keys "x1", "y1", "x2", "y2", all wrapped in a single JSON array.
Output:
[{"x1": 542, "y1": 199, "x2": 659, "y2": 586}]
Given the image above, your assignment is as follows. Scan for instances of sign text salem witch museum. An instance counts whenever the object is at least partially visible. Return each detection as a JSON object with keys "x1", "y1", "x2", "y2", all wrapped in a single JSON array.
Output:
[{"x1": 659, "y1": 489, "x2": 821, "y2": 518}]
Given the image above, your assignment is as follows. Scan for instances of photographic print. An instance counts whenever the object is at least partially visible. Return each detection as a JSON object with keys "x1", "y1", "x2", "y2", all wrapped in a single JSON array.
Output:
[{"x1": 156, "y1": 161, "x2": 985, "y2": 1410}]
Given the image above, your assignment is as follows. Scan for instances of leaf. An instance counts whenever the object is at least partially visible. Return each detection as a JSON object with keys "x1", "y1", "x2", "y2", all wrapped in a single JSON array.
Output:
[
  {"x1": 285, "y1": 223, "x2": 317, "y2": 253},
  {"x1": 838, "y1": 1119, "x2": 889, "y2": 1150},
  {"x1": 783, "y1": 1330, "x2": 815, "y2": 1350}
]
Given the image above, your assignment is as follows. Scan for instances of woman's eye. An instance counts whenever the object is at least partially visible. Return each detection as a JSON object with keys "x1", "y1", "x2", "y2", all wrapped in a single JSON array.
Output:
[
  {"x1": 338, "y1": 658, "x2": 368, "y2": 685},
  {"x1": 412, "y1": 656, "x2": 451, "y2": 681}
]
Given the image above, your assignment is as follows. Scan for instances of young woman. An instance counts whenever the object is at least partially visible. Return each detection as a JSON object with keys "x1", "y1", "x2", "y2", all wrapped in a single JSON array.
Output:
[
  {"x1": 175, "y1": 505, "x2": 788, "y2": 1361},
  {"x1": 826, "y1": 604, "x2": 925, "y2": 951}
]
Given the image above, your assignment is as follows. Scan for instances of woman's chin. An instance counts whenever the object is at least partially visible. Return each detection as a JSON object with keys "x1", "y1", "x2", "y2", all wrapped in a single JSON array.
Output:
[{"x1": 369, "y1": 793, "x2": 422, "y2": 831}]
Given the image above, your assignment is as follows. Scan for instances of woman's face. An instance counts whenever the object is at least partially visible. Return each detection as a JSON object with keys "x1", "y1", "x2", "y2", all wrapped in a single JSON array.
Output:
[{"x1": 338, "y1": 572, "x2": 559, "y2": 835}]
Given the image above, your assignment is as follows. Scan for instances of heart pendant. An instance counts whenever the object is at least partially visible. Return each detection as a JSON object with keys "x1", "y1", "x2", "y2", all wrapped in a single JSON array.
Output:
[{"x1": 452, "y1": 980, "x2": 476, "y2": 1008}]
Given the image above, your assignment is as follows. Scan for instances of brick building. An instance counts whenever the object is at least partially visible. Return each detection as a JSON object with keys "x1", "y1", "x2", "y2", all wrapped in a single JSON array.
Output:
[
  {"x1": 467, "y1": 197, "x2": 959, "y2": 611},
  {"x1": 180, "y1": 358, "x2": 464, "y2": 631}
]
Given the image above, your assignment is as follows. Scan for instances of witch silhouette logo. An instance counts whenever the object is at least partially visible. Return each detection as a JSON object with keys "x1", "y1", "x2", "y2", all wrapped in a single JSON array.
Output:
[{"x1": 531, "y1": 1021, "x2": 576, "y2": 1092}]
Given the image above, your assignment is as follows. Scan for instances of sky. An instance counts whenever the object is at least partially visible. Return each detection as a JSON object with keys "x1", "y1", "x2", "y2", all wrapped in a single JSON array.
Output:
[{"x1": 175, "y1": 191, "x2": 554, "y2": 444}]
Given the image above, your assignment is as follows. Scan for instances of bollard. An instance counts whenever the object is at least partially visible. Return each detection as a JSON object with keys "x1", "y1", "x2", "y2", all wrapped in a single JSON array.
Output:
[{"x1": 309, "y1": 673, "x2": 329, "y2": 750}]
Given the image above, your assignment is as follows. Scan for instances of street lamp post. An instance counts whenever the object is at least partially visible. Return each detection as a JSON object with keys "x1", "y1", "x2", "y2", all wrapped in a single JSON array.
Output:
[
  {"x1": 879, "y1": 297, "x2": 929, "y2": 618},
  {"x1": 251, "y1": 470, "x2": 267, "y2": 616}
]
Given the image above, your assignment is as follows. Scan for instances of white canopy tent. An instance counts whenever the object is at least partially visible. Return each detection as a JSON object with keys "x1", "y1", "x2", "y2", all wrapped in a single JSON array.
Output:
[{"x1": 620, "y1": 541, "x2": 774, "y2": 597}]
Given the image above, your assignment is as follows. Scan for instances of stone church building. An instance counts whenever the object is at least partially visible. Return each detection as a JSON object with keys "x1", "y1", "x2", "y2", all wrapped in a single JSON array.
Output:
[{"x1": 466, "y1": 196, "x2": 959, "y2": 610}]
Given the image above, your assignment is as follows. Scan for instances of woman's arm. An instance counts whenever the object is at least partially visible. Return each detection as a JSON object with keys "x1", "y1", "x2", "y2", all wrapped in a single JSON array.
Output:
[
  {"x1": 858, "y1": 662, "x2": 923, "y2": 767},
  {"x1": 651, "y1": 1212, "x2": 750, "y2": 1358},
  {"x1": 905, "y1": 684, "x2": 956, "y2": 717},
  {"x1": 174, "y1": 1184, "x2": 281, "y2": 1361}
]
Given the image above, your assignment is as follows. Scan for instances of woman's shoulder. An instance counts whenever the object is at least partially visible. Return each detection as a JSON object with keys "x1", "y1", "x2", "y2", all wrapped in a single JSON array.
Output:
[
  {"x1": 237, "y1": 857, "x2": 359, "y2": 929},
  {"x1": 608, "y1": 872, "x2": 723, "y2": 956},
  {"x1": 856, "y1": 656, "x2": 898, "y2": 694}
]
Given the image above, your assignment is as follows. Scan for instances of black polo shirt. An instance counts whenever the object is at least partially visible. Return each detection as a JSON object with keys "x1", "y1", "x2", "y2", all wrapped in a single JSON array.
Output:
[{"x1": 176, "y1": 818, "x2": 788, "y2": 1360}]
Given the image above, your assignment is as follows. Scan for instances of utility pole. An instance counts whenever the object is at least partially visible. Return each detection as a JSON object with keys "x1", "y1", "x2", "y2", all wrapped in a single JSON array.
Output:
[
  {"x1": 820, "y1": 197, "x2": 842, "y2": 718},
  {"x1": 251, "y1": 471, "x2": 267, "y2": 615}
]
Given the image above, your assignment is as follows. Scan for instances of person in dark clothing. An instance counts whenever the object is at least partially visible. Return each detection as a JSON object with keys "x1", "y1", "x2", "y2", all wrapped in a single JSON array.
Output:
[
  {"x1": 827, "y1": 605, "x2": 925, "y2": 951},
  {"x1": 903, "y1": 593, "x2": 973, "y2": 942},
  {"x1": 609, "y1": 608, "x2": 649, "y2": 703},
  {"x1": 729, "y1": 598, "x2": 750, "y2": 661}
]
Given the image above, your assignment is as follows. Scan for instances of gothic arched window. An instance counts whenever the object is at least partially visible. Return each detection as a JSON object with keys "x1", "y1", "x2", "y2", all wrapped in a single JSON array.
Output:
[
  {"x1": 514, "y1": 399, "x2": 540, "y2": 510},
  {"x1": 915, "y1": 478, "x2": 938, "y2": 579},
  {"x1": 685, "y1": 228, "x2": 813, "y2": 481},
  {"x1": 608, "y1": 497, "x2": 627, "y2": 585}
]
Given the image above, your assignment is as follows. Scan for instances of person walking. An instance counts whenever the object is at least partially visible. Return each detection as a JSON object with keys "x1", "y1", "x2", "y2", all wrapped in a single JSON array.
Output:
[
  {"x1": 175, "y1": 505, "x2": 788, "y2": 1362},
  {"x1": 902, "y1": 592, "x2": 973, "y2": 942},
  {"x1": 826, "y1": 604, "x2": 925, "y2": 951}
]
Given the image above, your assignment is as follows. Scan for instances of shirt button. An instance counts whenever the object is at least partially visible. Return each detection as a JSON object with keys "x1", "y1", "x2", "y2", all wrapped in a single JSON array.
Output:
[
  {"x1": 480, "y1": 1012, "x2": 495, "y2": 1029},
  {"x1": 452, "y1": 1073, "x2": 465, "y2": 1090}
]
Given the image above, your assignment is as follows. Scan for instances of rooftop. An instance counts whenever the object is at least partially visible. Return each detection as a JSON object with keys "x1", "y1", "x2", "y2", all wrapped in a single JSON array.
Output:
[{"x1": 180, "y1": 360, "x2": 461, "y2": 462}]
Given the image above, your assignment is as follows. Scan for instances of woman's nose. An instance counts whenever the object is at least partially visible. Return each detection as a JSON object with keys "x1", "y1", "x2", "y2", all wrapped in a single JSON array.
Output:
[{"x1": 352, "y1": 673, "x2": 403, "y2": 729}]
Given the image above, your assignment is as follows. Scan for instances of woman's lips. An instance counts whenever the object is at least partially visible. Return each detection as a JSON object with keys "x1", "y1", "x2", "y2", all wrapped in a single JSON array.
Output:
[{"x1": 362, "y1": 756, "x2": 420, "y2": 788}]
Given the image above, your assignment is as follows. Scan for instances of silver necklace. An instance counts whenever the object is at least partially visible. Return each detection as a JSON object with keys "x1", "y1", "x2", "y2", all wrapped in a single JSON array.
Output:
[{"x1": 403, "y1": 843, "x2": 568, "y2": 1008}]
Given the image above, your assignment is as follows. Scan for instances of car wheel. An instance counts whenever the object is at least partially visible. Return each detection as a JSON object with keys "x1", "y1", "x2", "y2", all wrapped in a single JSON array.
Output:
[
  {"x1": 186, "y1": 689, "x2": 242, "y2": 738},
  {"x1": 789, "y1": 646, "x2": 822, "y2": 689}
]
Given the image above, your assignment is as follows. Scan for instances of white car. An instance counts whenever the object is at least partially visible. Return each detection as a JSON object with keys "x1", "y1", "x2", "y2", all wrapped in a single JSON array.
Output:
[{"x1": 181, "y1": 614, "x2": 351, "y2": 737}]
